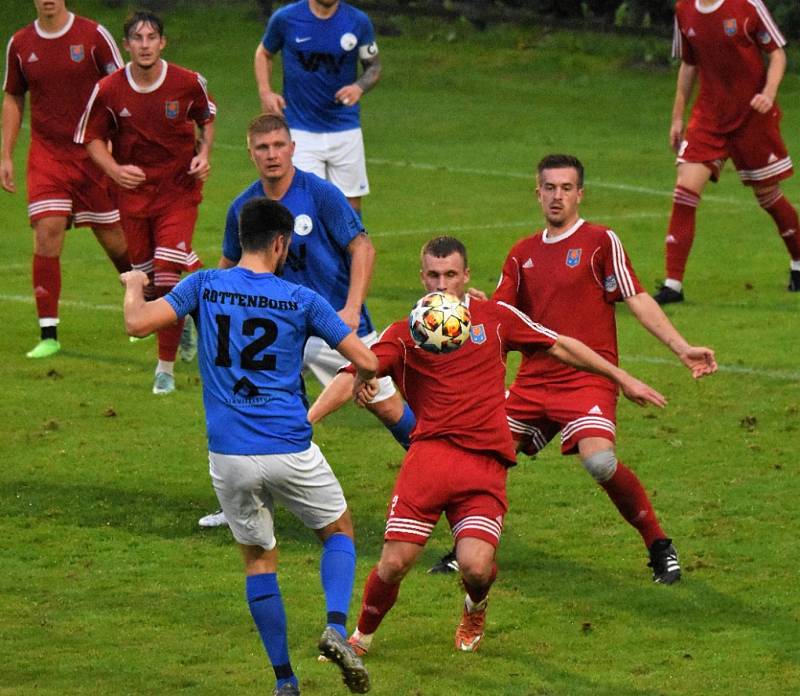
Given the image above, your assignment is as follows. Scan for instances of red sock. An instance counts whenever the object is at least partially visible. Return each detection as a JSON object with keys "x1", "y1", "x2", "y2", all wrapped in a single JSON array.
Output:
[
  {"x1": 154, "y1": 284, "x2": 183, "y2": 362},
  {"x1": 463, "y1": 562, "x2": 497, "y2": 605},
  {"x1": 599, "y1": 461, "x2": 665, "y2": 548},
  {"x1": 665, "y1": 186, "x2": 700, "y2": 281},
  {"x1": 357, "y1": 567, "x2": 400, "y2": 635},
  {"x1": 757, "y1": 189, "x2": 800, "y2": 260},
  {"x1": 32, "y1": 254, "x2": 61, "y2": 321}
]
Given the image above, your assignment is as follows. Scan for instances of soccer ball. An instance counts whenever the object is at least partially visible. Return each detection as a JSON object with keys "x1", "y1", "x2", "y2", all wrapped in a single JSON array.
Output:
[{"x1": 409, "y1": 291, "x2": 471, "y2": 354}]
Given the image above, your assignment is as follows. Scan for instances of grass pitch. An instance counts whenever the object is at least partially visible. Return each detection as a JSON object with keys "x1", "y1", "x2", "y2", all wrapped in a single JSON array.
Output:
[{"x1": 1, "y1": 2, "x2": 799, "y2": 694}]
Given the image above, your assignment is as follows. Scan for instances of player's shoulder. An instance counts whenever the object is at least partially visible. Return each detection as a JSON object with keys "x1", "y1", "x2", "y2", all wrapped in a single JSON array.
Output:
[
  {"x1": 338, "y1": 1, "x2": 371, "y2": 21},
  {"x1": 232, "y1": 180, "x2": 264, "y2": 207},
  {"x1": 577, "y1": 220, "x2": 615, "y2": 239},
  {"x1": 296, "y1": 168, "x2": 342, "y2": 200},
  {"x1": 164, "y1": 61, "x2": 203, "y2": 83},
  {"x1": 507, "y1": 230, "x2": 545, "y2": 255},
  {"x1": 273, "y1": 1, "x2": 306, "y2": 22},
  {"x1": 8, "y1": 22, "x2": 37, "y2": 47}
]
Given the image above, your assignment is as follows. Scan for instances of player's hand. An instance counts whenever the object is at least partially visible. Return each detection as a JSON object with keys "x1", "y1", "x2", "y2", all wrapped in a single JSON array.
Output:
[
  {"x1": 0, "y1": 157, "x2": 15, "y2": 193},
  {"x1": 119, "y1": 270, "x2": 150, "y2": 288},
  {"x1": 338, "y1": 306, "x2": 361, "y2": 331},
  {"x1": 677, "y1": 346, "x2": 717, "y2": 379},
  {"x1": 112, "y1": 164, "x2": 147, "y2": 189},
  {"x1": 188, "y1": 155, "x2": 210, "y2": 181},
  {"x1": 619, "y1": 374, "x2": 667, "y2": 408},
  {"x1": 335, "y1": 84, "x2": 364, "y2": 107},
  {"x1": 467, "y1": 287, "x2": 487, "y2": 301},
  {"x1": 352, "y1": 375, "x2": 379, "y2": 407},
  {"x1": 750, "y1": 92, "x2": 774, "y2": 114},
  {"x1": 260, "y1": 91, "x2": 286, "y2": 115},
  {"x1": 669, "y1": 118, "x2": 684, "y2": 152}
]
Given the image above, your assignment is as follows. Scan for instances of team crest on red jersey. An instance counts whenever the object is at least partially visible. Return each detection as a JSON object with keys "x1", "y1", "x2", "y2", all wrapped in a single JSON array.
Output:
[
  {"x1": 723, "y1": 18, "x2": 737, "y2": 36},
  {"x1": 469, "y1": 323, "x2": 486, "y2": 344},
  {"x1": 69, "y1": 44, "x2": 85, "y2": 62},
  {"x1": 566, "y1": 248, "x2": 582, "y2": 267},
  {"x1": 165, "y1": 100, "x2": 180, "y2": 119}
]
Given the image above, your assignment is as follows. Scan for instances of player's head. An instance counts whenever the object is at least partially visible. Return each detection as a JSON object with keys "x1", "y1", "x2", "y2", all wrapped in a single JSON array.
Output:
[
  {"x1": 123, "y1": 11, "x2": 166, "y2": 69},
  {"x1": 247, "y1": 114, "x2": 296, "y2": 183},
  {"x1": 239, "y1": 198, "x2": 294, "y2": 273},
  {"x1": 420, "y1": 236, "x2": 470, "y2": 299},
  {"x1": 34, "y1": 1, "x2": 67, "y2": 20},
  {"x1": 535, "y1": 154, "x2": 584, "y2": 230}
]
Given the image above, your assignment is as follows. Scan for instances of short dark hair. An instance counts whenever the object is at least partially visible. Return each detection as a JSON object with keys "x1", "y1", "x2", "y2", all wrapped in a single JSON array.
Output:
[
  {"x1": 124, "y1": 10, "x2": 164, "y2": 39},
  {"x1": 420, "y1": 236, "x2": 468, "y2": 268},
  {"x1": 239, "y1": 198, "x2": 294, "y2": 253},
  {"x1": 537, "y1": 154, "x2": 584, "y2": 188},
  {"x1": 247, "y1": 113, "x2": 291, "y2": 141}
]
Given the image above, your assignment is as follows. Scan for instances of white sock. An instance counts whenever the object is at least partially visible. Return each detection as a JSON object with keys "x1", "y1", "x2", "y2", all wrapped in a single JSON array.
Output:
[
  {"x1": 791, "y1": 260, "x2": 800, "y2": 271},
  {"x1": 464, "y1": 594, "x2": 488, "y2": 613},
  {"x1": 350, "y1": 629, "x2": 373, "y2": 648},
  {"x1": 664, "y1": 278, "x2": 683, "y2": 292},
  {"x1": 156, "y1": 360, "x2": 175, "y2": 376}
]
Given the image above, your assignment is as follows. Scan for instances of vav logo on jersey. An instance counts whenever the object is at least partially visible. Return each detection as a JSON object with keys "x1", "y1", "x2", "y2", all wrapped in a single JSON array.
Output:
[{"x1": 298, "y1": 52, "x2": 347, "y2": 75}]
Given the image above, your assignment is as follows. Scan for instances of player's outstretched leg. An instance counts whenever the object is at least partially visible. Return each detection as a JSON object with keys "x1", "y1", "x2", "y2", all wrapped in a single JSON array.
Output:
[
  {"x1": 754, "y1": 186, "x2": 800, "y2": 292},
  {"x1": 28, "y1": 218, "x2": 66, "y2": 358},
  {"x1": 647, "y1": 538, "x2": 682, "y2": 585},
  {"x1": 318, "y1": 626, "x2": 370, "y2": 694},
  {"x1": 453, "y1": 541, "x2": 497, "y2": 652}
]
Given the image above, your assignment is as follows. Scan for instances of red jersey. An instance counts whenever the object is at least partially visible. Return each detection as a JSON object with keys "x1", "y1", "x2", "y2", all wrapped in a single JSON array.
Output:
[
  {"x1": 673, "y1": 0, "x2": 786, "y2": 133},
  {"x1": 493, "y1": 218, "x2": 642, "y2": 387},
  {"x1": 371, "y1": 298, "x2": 557, "y2": 466},
  {"x1": 75, "y1": 60, "x2": 216, "y2": 215},
  {"x1": 3, "y1": 13, "x2": 122, "y2": 160}
]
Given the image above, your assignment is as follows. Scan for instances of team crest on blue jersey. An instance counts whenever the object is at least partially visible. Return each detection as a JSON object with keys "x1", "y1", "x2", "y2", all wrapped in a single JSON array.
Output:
[
  {"x1": 469, "y1": 323, "x2": 486, "y2": 344},
  {"x1": 566, "y1": 248, "x2": 582, "y2": 267},
  {"x1": 604, "y1": 274, "x2": 618, "y2": 292},
  {"x1": 723, "y1": 18, "x2": 737, "y2": 36},
  {"x1": 340, "y1": 33, "x2": 358, "y2": 51},
  {"x1": 69, "y1": 44, "x2": 85, "y2": 62},
  {"x1": 294, "y1": 214, "x2": 313, "y2": 236},
  {"x1": 165, "y1": 100, "x2": 180, "y2": 119}
]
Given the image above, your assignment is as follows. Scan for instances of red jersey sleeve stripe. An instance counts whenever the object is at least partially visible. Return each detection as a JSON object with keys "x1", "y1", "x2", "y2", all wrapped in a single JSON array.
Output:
[
  {"x1": 96, "y1": 23, "x2": 124, "y2": 70},
  {"x1": 74, "y1": 83, "x2": 100, "y2": 144},
  {"x1": 496, "y1": 301, "x2": 559, "y2": 341},
  {"x1": 195, "y1": 73, "x2": 217, "y2": 119},
  {"x1": 748, "y1": 0, "x2": 787, "y2": 47},
  {"x1": 671, "y1": 16, "x2": 682, "y2": 60},
  {"x1": 606, "y1": 230, "x2": 636, "y2": 297}
]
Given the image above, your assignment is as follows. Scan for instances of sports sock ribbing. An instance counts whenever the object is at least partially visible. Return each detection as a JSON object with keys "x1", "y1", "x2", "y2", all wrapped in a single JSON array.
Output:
[
  {"x1": 665, "y1": 186, "x2": 701, "y2": 282},
  {"x1": 246, "y1": 573, "x2": 297, "y2": 689},
  {"x1": 320, "y1": 533, "x2": 356, "y2": 637},
  {"x1": 599, "y1": 461, "x2": 665, "y2": 549},
  {"x1": 357, "y1": 566, "x2": 400, "y2": 636}
]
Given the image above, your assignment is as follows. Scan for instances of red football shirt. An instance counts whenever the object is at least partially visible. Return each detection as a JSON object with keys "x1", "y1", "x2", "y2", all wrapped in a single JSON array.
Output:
[
  {"x1": 673, "y1": 0, "x2": 786, "y2": 133},
  {"x1": 493, "y1": 218, "x2": 642, "y2": 387},
  {"x1": 370, "y1": 298, "x2": 558, "y2": 466},
  {"x1": 75, "y1": 60, "x2": 216, "y2": 215},
  {"x1": 3, "y1": 13, "x2": 122, "y2": 160}
]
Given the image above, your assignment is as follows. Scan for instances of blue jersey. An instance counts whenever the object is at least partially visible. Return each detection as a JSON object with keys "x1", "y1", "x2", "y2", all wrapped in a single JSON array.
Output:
[
  {"x1": 165, "y1": 267, "x2": 350, "y2": 455},
  {"x1": 222, "y1": 168, "x2": 374, "y2": 336},
  {"x1": 262, "y1": 0, "x2": 376, "y2": 132}
]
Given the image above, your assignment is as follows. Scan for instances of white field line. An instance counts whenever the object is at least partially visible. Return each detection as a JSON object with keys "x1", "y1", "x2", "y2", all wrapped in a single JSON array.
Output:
[{"x1": 2, "y1": 292, "x2": 797, "y2": 382}]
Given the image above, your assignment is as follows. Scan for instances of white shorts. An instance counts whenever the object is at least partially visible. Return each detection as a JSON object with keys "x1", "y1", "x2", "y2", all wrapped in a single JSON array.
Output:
[
  {"x1": 291, "y1": 127, "x2": 370, "y2": 199},
  {"x1": 304, "y1": 330, "x2": 395, "y2": 403},
  {"x1": 209, "y1": 443, "x2": 347, "y2": 549}
]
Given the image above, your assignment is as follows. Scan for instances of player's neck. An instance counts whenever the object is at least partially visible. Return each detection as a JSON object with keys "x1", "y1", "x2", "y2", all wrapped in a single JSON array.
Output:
[
  {"x1": 37, "y1": 9, "x2": 71, "y2": 33},
  {"x1": 545, "y1": 215, "x2": 581, "y2": 240},
  {"x1": 260, "y1": 167, "x2": 295, "y2": 201},
  {"x1": 238, "y1": 253, "x2": 280, "y2": 274},
  {"x1": 309, "y1": 0, "x2": 339, "y2": 20},
  {"x1": 129, "y1": 59, "x2": 166, "y2": 88}
]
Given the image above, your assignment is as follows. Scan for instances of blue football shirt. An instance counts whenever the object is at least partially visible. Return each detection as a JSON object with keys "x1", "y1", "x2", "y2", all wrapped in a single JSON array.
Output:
[
  {"x1": 222, "y1": 168, "x2": 374, "y2": 336},
  {"x1": 262, "y1": 0, "x2": 376, "y2": 132},
  {"x1": 165, "y1": 267, "x2": 351, "y2": 455}
]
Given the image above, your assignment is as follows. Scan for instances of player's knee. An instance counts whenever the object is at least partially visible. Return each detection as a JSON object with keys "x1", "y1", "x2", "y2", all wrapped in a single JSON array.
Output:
[
  {"x1": 458, "y1": 557, "x2": 494, "y2": 589},
  {"x1": 755, "y1": 185, "x2": 781, "y2": 209},
  {"x1": 378, "y1": 551, "x2": 413, "y2": 584},
  {"x1": 581, "y1": 448, "x2": 617, "y2": 483}
]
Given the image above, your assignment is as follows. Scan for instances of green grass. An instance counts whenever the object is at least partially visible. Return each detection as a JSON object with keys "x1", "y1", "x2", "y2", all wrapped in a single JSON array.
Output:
[{"x1": 1, "y1": 2, "x2": 799, "y2": 694}]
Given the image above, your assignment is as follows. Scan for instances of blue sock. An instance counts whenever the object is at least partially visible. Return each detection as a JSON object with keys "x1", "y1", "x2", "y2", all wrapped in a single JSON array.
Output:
[
  {"x1": 386, "y1": 403, "x2": 416, "y2": 450},
  {"x1": 246, "y1": 573, "x2": 297, "y2": 689},
  {"x1": 320, "y1": 533, "x2": 356, "y2": 637}
]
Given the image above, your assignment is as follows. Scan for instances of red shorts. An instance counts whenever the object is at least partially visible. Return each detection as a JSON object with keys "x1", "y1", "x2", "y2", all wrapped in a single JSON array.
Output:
[
  {"x1": 384, "y1": 439, "x2": 508, "y2": 548},
  {"x1": 677, "y1": 107, "x2": 793, "y2": 186},
  {"x1": 121, "y1": 206, "x2": 202, "y2": 288},
  {"x1": 505, "y1": 376, "x2": 618, "y2": 456},
  {"x1": 26, "y1": 142, "x2": 119, "y2": 227}
]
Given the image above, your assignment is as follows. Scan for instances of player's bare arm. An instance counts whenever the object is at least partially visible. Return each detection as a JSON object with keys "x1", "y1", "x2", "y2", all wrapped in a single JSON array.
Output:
[
  {"x1": 625, "y1": 292, "x2": 717, "y2": 379},
  {"x1": 1, "y1": 93, "x2": 25, "y2": 193},
  {"x1": 188, "y1": 121, "x2": 214, "y2": 181},
  {"x1": 86, "y1": 139, "x2": 147, "y2": 189},
  {"x1": 254, "y1": 44, "x2": 285, "y2": 114},
  {"x1": 548, "y1": 334, "x2": 667, "y2": 408},
  {"x1": 307, "y1": 371, "x2": 355, "y2": 424},
  {"x1": 751, "y1": 48, "x2": 786, "y2": 114},
  {"x1": 670, "y1": 62, "x2": 697, "y2": 151},
  {"x1": 120, "y1": 270, "x2": 178, "y2": 336},
  {"x1": 336, "y1": 53, "x2": 381, "y2": 106},
  {"x1": 340, "y1": 232, "x2": 376, "y2": 330}
]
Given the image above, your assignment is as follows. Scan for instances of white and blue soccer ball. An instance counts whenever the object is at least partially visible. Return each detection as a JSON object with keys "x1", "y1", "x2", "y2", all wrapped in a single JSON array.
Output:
[{"x1": 409, "y1": 291, "x2": 471, "y2": 354}]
